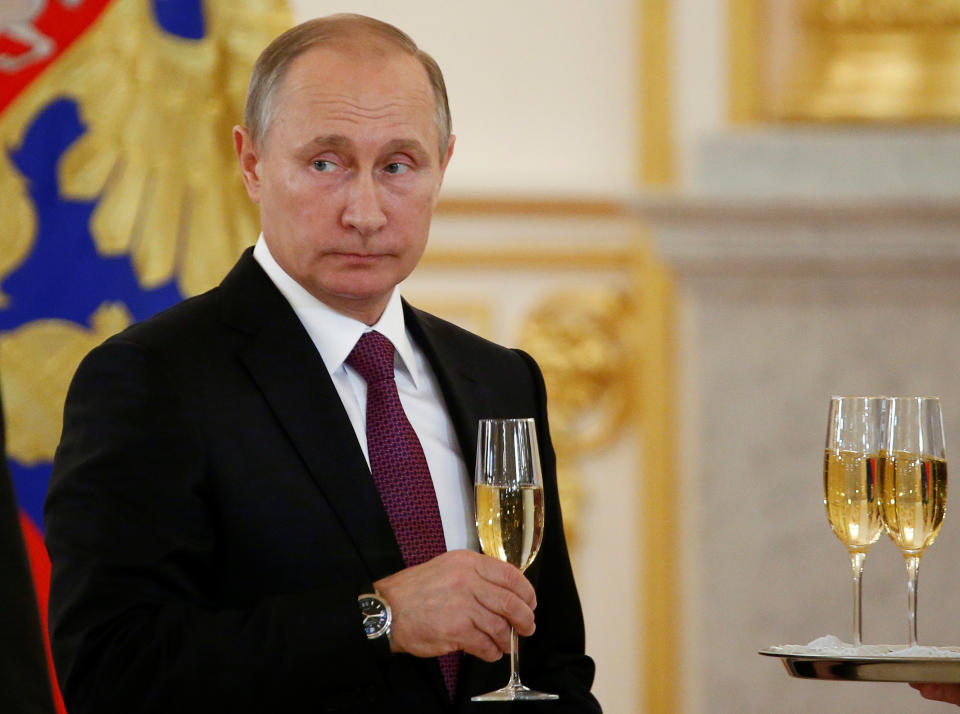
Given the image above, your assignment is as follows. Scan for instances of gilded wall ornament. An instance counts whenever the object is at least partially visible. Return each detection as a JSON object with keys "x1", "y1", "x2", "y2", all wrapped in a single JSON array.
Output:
[
  {"x1": 520, "y1": 288, "x2": 637, "y2": 546},
  {"x1": 779, "y1": 0, "x2": 960, "y2": 120}
]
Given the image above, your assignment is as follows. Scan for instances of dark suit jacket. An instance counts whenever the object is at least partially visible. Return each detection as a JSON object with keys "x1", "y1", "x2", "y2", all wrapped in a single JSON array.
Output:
[
  {"x1": 0, "y1": 384, "x2": 57, "y2": 714},
  {"x1": 45, "y1": 250, "x2": 601, "y2": 714}
]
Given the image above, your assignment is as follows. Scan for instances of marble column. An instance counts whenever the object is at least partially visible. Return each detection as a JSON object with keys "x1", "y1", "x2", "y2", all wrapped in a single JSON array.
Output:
[{"x1": 640, "y1": 128, "x2": 960, "y2": 714}]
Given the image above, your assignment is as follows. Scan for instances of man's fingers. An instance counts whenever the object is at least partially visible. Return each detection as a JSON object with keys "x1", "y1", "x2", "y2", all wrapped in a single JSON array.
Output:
[
  {"x1": 475, "y1": 555, "x2": 536, "y2": 609},
  {"x1": 459, "y1": 613, "x2": 509, "y2": 661},
  {"x1": 373, "y1": 551, "x2": 538, "y2": 662},
  {"x1": 474, "y1": 585, "x2": 535, "y2": 637},
  {"x1": 467, "y1": 601, "x2": 516, "y2": 652}
]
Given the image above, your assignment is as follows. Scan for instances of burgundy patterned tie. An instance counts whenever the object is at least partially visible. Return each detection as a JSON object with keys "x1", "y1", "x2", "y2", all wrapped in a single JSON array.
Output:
[{"x1": 346, "y1": 331, "x2": 460, "y2": 699}]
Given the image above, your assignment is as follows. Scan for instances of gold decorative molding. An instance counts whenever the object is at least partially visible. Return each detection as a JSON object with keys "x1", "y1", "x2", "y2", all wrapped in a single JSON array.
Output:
[
  {"x1": 521, "y1": 290, "x2": 636, "y2": 455},
  {"x1": 421, "y1": 247, "x2": 634, "y2": 270},
  {"x1": 778, "y1": 0, "x2": 960, "y2": 120},
  {"x1": 426, "y1": 195, "x2": 637, "y2": 268},
  {"x1": 728, "y1": 0, "x2": 768, "y2": 123},
  {"x1": 640, "y1": 0, "x2": 676, "y2": 186},
  {"x1": 520, "y1": 288, "x2": 639, "y2": 547},
  {"x1": 436, "y1": 196, "x2": 626, "y2": 217},
  {"x1": 635, "y1": 249, "x2": 679, "y2": 714}
]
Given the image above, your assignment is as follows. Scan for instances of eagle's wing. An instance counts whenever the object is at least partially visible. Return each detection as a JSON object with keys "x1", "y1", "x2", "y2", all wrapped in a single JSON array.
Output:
[
  {"x1": 42, "y1": 0, "x2": 289, "y2": 296},
  {"x1": 0, "y1": 0, "x2": 290, "y2": 465}
]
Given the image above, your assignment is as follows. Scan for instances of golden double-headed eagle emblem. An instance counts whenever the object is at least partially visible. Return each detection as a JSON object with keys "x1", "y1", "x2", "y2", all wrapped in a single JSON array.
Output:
[{"x1": 0, "y1": 0, "x2": 290, "y2": 466}]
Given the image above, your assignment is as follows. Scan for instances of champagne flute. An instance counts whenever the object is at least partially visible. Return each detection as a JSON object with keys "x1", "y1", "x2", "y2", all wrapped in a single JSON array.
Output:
[
  {"x1": 823, "y1": 396, "x2": 886, "y2": 647},
  {"x1": 879, "y1": 397, "x2": 948, "y2": 648},
  {"x1": 472, "y1": 418, "x2": 559, "y2": 702}
]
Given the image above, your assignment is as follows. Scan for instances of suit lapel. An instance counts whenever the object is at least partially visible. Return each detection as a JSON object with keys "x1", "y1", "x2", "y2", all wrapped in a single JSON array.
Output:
[
  {"x1": 219, "y1": 251, "x2": 405, "y2": 581},
  {"x1": 403, "y1": 302, "x2": 490, "y2": 475},
  {"x1": 404, "y1": 303, "x2": 506, "y2": 704}
]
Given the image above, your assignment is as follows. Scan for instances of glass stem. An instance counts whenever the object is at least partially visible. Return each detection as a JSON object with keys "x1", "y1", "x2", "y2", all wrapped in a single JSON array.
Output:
[
  {"x1": 850, "y1": 551, "x2": 866, "y2": 648},
  {"x1": 906, "y1": 555, "x2": 921, "y2": 648},
  {"x1": 507, "y1": 627, "x2": 522, "y2": 689}
]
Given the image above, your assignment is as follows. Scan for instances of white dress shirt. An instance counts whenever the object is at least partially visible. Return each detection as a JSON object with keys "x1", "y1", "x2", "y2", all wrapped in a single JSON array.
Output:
[{"x1": 253, "y1": 237, "x2": 477, "y2": 552}]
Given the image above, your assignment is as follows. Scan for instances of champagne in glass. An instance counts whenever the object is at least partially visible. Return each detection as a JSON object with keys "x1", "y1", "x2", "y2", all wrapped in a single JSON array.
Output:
[
  {"x1": 878, "y1": 397, "x2": 948, "y2": 648},
  {"x1": 823, "y1": 396, "x2": 886, "y2": 647},
  {"x1": 472, "y1": 418, "x2": 558, "y2": 702},
  {"x1": 475, "y1": 484, "x2": 544, "y2": 572}
]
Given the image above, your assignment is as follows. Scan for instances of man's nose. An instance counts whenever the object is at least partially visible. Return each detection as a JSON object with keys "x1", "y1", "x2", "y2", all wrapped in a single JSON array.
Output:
[{"x1": 341, "y1": 172, "x2": 387, "y2": 236}]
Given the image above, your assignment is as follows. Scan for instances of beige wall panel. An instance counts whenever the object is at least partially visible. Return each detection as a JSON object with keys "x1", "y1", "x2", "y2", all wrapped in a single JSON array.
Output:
[
  {"x1": 676, "y1": 0, "x2": 726, "y2": 184},
  {"x1": 290, "y1": 1, "x2": 638, "y2": 195}
]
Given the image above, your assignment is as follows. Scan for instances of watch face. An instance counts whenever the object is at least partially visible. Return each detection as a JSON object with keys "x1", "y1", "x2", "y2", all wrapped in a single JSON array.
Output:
[{"x1": 359, "y1": 596, "x2": 388, "y2": 637}]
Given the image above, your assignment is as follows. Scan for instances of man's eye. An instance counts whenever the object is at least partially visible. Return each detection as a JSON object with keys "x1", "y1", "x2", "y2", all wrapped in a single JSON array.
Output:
[
  {"x1": 312, "y1": 160, "x2": 336, "y2": 172},
  {"x1": 384, "y1": 162, "x2": 409, "y2": 175}
]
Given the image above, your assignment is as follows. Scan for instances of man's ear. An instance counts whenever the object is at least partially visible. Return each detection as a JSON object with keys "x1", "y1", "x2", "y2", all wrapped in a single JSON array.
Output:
[
  {"x1": 436, "y1": 133, "x2": 455, "y2": 190},
  {"x1": 233, "y1": 125, "x2": 262, "y2": 203},
  {"x1": 440, "y1": 133, "x2": 455, "y2": 172}
]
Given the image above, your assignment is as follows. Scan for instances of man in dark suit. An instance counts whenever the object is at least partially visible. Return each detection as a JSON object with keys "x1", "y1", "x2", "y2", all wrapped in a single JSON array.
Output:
[
  {"x1": 0, "y1": 384, "x2": 56, "y2": 714},
  {"x1": 45, "y1": 14, "x2": 600, "y2": 713}
]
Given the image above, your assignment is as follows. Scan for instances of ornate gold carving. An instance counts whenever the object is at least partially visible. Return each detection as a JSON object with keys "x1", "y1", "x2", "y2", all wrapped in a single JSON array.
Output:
[
  {"x1": 806, "y1": 0, "x2": 960, "y2": 28},
  {"x1": 520, "y1": 288, "x2": 638, "y2": 546},
  {"x1": 778, "y1": 0, "x2": 960, "y2": 120},
  {"x1": 0, "y1": 0, "x2": 291, "y2": 296},
  {"x1": 0, "y1": 302, "x2": 132, "y2": 464}
]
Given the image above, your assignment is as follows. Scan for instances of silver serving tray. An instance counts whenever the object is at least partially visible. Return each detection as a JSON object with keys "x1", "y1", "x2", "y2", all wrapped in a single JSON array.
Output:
[{"x1": 759, "y1": 649, "x2": 960, "y2": 683}]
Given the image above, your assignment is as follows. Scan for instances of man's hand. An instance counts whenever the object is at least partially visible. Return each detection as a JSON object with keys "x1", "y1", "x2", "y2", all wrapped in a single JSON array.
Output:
[
  {"x1": 911, "y1": 683, "x2": 960, "y2": 705},
  {"x1": 373, "y1": 550, "x2": 536, "y2": 662}
]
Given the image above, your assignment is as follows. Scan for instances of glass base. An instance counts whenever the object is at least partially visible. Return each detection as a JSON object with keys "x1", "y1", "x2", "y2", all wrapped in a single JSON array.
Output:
[{"x1": 471, "y1": 683, "x2": 560, "y2": 702}]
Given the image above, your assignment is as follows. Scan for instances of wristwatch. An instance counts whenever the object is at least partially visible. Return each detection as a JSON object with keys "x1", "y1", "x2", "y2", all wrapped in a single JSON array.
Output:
[{"x1": 358, "y1": 592, "x2": 392, "y2": 640}]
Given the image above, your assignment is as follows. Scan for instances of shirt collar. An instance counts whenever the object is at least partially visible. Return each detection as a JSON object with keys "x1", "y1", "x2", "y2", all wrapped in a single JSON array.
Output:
[{"x1": 252, "y1": 235, "x2": 419, "y2": 387}]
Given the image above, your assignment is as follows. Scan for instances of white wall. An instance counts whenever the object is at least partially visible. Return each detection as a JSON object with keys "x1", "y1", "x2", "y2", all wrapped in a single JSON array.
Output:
[
  {"x1": 290, "y1": 1, "x2": 638, "y2": 196},
  {"x1": 675, "y1": 0, "x2": 726, "y2": 187}
]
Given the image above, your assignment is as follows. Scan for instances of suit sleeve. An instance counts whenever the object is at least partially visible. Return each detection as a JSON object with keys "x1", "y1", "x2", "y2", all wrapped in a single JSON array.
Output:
[
  {"x1": 509, "y1": 349, "x2": 603, "y2": 714},
  {"x1": 45, "y1": 340, "x2": 387, "y2": 714},
  {"x1": 0, "y1": 382, "x2": 57, "y2": 714}
]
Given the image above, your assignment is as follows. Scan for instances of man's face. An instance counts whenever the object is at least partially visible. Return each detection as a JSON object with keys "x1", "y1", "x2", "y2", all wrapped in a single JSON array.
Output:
[{"x1": 235, "y1": 44, "x2": 454, "y2": 324}]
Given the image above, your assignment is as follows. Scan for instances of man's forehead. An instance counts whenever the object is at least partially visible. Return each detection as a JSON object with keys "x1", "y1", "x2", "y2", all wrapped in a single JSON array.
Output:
[
  {"x1": 260, "y1": 39, "x2": 446, "y2": 160},
  {"x1": 275, "y1": 48, "x2": 437, "y2": 132},
  {"x1": 284, "y1": 43, "x2": 432, "y2": 99}
]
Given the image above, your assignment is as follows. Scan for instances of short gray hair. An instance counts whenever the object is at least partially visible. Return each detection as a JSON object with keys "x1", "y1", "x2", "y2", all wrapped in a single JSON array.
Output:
[{"x1": 244, "y1": 14, "x2": 452, "y2": 158}]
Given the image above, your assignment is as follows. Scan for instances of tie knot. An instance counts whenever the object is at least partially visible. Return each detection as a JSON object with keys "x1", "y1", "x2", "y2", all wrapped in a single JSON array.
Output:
[{"x1": 346, "y1": 331, "x2": 396, "y2": 384}]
